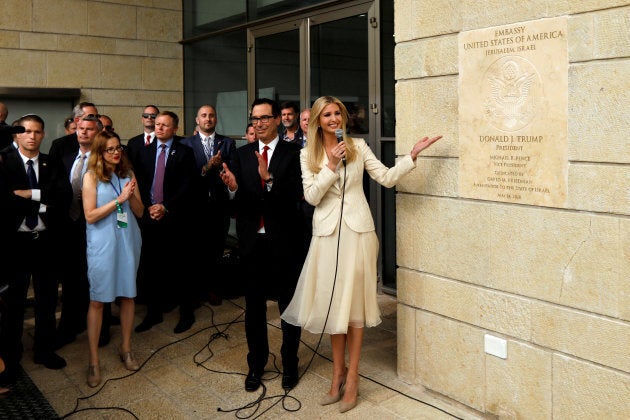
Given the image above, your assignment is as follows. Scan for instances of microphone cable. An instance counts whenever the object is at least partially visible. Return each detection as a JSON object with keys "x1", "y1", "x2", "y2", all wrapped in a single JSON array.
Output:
[
  {"x1": 59, "y1": 304, "x2": 246, "y2": 419},
  {"x1": 214, "y1": 156, "x2": 349, "y2": 419}
]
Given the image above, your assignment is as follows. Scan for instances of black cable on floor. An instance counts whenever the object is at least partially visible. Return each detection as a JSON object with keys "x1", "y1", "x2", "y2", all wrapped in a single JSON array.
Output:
[{"x1": 59, "y1": 305, "x2": 246, "y2": 419}]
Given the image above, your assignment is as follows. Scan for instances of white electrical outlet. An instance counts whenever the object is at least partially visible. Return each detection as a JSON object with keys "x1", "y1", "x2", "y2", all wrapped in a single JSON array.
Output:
[{"x1": 484, "y1": 334, "x2": 507, "y2": 359}]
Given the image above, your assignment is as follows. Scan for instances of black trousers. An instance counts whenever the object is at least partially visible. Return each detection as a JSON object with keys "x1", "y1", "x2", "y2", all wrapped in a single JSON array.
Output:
[
  {"x1": 191, "y1": 199, "x2": 230, "y2": 297},
  {"x1": 0, "y1": 231, "x2": 58, "y2": 378},
  {"x1": 141, "y1": 219, "x2": 194, "y2": 319},
  {"x1": 243, "y1": 234, "x2": 301, "y2": 374},
  {"x1": 56, "y1": 219, "x2": 89, "y2": 337}
]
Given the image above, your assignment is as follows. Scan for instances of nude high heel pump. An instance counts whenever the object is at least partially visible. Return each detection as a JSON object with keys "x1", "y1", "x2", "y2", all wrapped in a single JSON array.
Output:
[
  {"x1": 87, "y1": 364, "x2": 101, "y2": 388},
  {"x1": 119, "y1": 346, "x2": 139, "y2": 371},
  {"x1": 319, "y1": 371, "x2": 347, "y2": 406},
  {"x1": 338, "y1": 377, "x2": 359, "y2": 413}
]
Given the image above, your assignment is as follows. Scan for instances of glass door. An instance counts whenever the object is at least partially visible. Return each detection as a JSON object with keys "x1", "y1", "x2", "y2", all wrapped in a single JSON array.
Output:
[
  {"x1": 309, "y1": 13, "x2": 369, "y2": 136},
  {"x1": 249, "y1": 21, "x2": 303, "y2": 105},
  {"x1": 249, "y1": 1, "x2": 398, "y2": 288}
]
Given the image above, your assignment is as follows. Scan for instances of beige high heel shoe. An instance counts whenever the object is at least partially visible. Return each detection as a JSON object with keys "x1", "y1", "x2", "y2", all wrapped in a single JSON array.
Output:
[
  {"x1": 319, "y1": 370, "x2": 347, "y2": 406},
  {"x1": 338, "y1": 376, "x2": 359, "y2": 413},
  {"x1": 119, "y1": 347, "x2": 139, "y2": 371},
  {"x1": 87, "y1": 364, "x2": 101, "y2": 388}
]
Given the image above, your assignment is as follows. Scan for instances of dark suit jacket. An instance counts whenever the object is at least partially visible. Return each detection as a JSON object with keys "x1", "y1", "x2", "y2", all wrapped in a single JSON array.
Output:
[
  {"x1": 49, "y1": 133, "x2": 78, "y2": 169},
  {"x1": 126, "y1": 133, "x2": 147, "y2": 171},
  {"x1": 135, "y1": 138, "x2": 197, "y2": 224},
  {"x1": 181, "y1": 133, "x2": 236, "y2": 203},
  {"x1": 1, "y1": 151, "x2": 70, "y2": 232},
  {"x1": 230, "y1": 140, "x2": 303, "y2": 257},
  {"x1": 127, "y1": 133, "x2": 184, "y2": 172}
]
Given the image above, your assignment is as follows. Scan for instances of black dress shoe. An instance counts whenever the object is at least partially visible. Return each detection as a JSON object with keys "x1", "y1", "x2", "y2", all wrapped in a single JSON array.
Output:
[
  {"x1": 282, "y1": 370, "x2": 299, "y2": 390},
  {"x1": 98, "y1": 327, "x2": 111, "y2": 348},
  {"x1": 245, "y1": 371, "x2": 262, "y2": 392},
  {"x1": 207, "y1": 292, "x2": 222, "y2": 306},
  {"x1": 34, "y1": 352, "x2": 66, "y2": 370},
  {"x1": 134, "y1": 315, "x2": 163, "y2": 333},
  {"x1": 173, "y1": 315, "x2": 195, "y2": 334}
]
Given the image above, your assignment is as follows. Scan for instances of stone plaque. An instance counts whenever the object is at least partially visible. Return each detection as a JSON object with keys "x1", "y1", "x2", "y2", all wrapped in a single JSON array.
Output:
[{"x1": 458, "y1": 17, "x2": 568, "y2": 207}]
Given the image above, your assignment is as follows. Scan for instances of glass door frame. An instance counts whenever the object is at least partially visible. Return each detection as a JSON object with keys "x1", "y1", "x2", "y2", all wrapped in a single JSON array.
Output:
[{"x1": 247, "y1": 0, "x2": 391, "y2": 287}]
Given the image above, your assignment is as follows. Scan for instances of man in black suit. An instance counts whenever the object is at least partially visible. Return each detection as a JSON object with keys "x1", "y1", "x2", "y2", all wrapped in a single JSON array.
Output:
[
  {"x1": 126, "y1": 104, "x2": 159, "y2": 170},
  {"x1": 0, "y1": 102, "x2": 12, "y2": 150},
  {"x1": 220, "y1": 98, "x2": 303, "y2": 391},
  {"x1": 48, "y1": 102, "x2": 98, "y2": 166},
  {"x1": 50, "y1": 111, "x2": 101, "y2": 349},
  {"x1": 181, "y1": 105, "x2": 236, "y2": 305},
  {"x1": 0, "y1": 115, "x2": 71, "y2": 389},
  {"x1": 134, "y1": 111, "x2": 198, "y2": 334}
]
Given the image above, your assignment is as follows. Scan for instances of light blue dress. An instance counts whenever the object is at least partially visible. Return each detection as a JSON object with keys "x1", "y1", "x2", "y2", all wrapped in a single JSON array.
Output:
[{"x1": 86, "y1": 173, "x2": 142, "y2": 302}]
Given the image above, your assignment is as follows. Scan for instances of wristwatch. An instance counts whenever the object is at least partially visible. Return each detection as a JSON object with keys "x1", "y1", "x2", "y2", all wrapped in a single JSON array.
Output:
[{"x1": 264, "y1": 175, "x2": 273, "y2": 184}]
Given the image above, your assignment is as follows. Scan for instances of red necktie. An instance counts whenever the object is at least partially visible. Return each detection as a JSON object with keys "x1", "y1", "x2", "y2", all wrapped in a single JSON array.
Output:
[
  {"x1": 260, "y1": 145, "x2": 269, "y2": 188},
  {"x1": 259, "y1": 145, "x2": 269, "y2": 229},
  {"x1": 145, "y1": 134, "x2": 151, "y2": 146}
]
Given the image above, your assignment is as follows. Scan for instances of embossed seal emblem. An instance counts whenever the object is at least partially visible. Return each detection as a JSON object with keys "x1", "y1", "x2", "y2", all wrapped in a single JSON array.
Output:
[{"x1": 482, "y1": 56, "x2": 542, "y2": 131}]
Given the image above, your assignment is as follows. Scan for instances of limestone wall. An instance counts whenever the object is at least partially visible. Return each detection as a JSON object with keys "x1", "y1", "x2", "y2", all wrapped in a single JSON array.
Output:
[
  {"x1": 0, "y1": 0, "x2": 183, "y2": 139},
  {"x1": 394, "y1": 1, "x2": 630, "y2": 418}
]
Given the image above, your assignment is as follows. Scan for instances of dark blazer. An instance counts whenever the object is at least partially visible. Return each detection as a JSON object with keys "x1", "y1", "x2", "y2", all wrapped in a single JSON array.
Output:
[
  {"x1": 1, "y1": 151, "x2": 71, "y2": 232},
  {"x1": 181, "y1": 133, "x2": 236, "y2": 202},
  {"x1": 127, "y1": 133, "x2": 184, "y2": 172},
  {"x1": 0, "y1": 122, "x2": 13, "y2": 150},
  {"x1": 230, "y1": 140, "x2": 303, "y2": 257},
  {"x1": 48, "y1": 133, "x2": 78, "y2": 168},
  {"x1": 135, "y1": 138, "x2": 197, "y2": 222},
  {"x1": 126, "y1": 133, "x2": 147, "y2": 171}
]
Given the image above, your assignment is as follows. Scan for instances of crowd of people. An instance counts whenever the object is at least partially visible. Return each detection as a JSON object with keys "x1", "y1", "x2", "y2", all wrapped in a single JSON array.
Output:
[{"x1": 0, "y1": 98, "x2": 440, "y2": 412}]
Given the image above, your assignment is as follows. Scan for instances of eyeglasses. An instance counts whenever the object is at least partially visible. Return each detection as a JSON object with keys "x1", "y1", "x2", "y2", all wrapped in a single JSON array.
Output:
[
  {"x1": 105, "y1": 146, "x2": 124, "y2": 154},
  {"x1": 249, "y1": 115, "x2": 275, "y2": 125},
  {"x1": 142, "y1": 113, "x2": 157, "y2": 119},
  {"x1": 103, "y1": 125, "x2": 113, "y2": 131}
]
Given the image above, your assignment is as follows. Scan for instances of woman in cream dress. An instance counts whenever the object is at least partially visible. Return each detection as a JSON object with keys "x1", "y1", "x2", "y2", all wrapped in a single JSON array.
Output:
[{"x1": 282, "y1": 95, "x2": 441, "y2": 412}]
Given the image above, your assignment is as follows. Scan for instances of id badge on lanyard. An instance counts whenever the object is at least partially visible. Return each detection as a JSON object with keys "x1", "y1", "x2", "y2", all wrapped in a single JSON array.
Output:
[{"x1": 110, "y1": 177, "x2": 128, "y2": 228}]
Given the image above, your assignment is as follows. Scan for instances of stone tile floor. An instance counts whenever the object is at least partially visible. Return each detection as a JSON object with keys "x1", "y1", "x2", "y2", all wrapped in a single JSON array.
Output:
[{"x1": 18, "y1": 295, "x2": 486, "y2": 419}]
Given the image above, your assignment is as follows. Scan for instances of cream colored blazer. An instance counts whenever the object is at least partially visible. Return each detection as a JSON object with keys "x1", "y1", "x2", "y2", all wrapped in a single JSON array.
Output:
[{"x1": 301, "y1": 138, "x2": 416, "y2": 237}]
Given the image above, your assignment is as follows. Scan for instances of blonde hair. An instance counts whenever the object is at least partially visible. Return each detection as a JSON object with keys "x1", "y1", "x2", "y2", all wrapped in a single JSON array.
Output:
[{"x1": 305, "y1": 96, "x2": 356, "y2": 173}]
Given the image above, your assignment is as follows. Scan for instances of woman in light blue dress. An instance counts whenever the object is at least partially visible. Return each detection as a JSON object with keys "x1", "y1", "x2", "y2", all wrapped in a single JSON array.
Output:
[{"x1": 82, "y1": 131, "x2": 143, "y2": 387}]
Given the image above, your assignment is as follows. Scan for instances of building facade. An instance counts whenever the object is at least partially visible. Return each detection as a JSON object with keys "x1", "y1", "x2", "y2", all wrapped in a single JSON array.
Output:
[{"x1": 1, "y1": 0, "x2": 629, "y2": 418}]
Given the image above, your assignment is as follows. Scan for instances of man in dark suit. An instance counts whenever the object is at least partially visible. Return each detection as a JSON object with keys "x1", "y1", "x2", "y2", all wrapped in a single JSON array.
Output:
[
  {"x1": 0, "y1": 102, "x2": 12, "y2": 150},
  {"x1": 181, "y1": 105, "x2": 236, "y2": 305},
  {"x1": 48, "y1": 102, "x2": 98, "y2": 166},
  {"x1": 0, "y1": 115, "x2": 71, "y2": 389},
  {"x1": 126, "y1": 105, "x2": 159, "y2": 170},
  {"x1": 220, "y1": 98, "x2": 303, "y2": 392},
  {"x1": 134, "y1": 111, "x2": 198, "y2": 334},
  {"x1": 50, "y1": 112, "x2": 102, "y2": 349}
]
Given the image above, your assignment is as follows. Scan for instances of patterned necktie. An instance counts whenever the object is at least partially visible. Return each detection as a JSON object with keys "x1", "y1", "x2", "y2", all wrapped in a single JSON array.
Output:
[
  {"x1": 202, "y1": 137, "x2": 212, "y2": 160},
  {"x1": 145, "y1": 134, "x2": 151, "y2": 146},
  {"x1": 69, "y1": 153, "x2": 86, "y2": 221},
  {"x1": 25, "y1": 159, "x2": 39, "y2": 229},
  {"x1": 153, "y1": 144, "x2": 167, "y2": 204}
]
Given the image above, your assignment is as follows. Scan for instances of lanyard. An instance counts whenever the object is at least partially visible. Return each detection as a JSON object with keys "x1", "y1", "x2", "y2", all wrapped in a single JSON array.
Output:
[{"x1": 110, "y1": 176, "x2": 127, "y2": 228}]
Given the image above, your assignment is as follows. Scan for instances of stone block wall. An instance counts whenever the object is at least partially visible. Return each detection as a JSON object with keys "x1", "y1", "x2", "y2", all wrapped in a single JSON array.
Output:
[
  {"x1": 394, "y1": 1, "x2": 629, "y2": 418},
  {"x1": 0, "y1": 0, "x2": 183, "y2": 139}
]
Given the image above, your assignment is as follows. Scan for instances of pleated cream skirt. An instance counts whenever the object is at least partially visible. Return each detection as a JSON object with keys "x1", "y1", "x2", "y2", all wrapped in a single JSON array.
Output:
[{"x1": 281, "y1": 219, "x2": 381, "y2": 334}]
